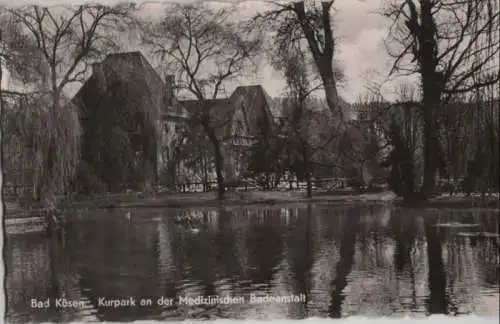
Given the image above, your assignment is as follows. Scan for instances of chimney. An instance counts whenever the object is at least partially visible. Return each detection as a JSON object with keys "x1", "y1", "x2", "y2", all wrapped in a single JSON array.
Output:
[{"x1": 164, "y1": 74, "x2": 175, "y2": 105}]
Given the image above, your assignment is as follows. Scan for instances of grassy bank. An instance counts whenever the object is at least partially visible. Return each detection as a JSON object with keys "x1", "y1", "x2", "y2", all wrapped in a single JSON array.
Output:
[
  {"x1": 5, "y1": 190, "x2": 499, "y2": 219},
  {"x1": 118, "y1": 191, "x2": 398, "y2": 209},
  {"x1": 420, "y1": 194, "x2": 499, "y2": 209},
  {"x1": 5, "y1": 191, "x2": 395, "y2": 218}
]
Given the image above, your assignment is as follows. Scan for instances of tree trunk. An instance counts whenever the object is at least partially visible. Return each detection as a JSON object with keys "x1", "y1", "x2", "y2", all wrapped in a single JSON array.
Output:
[
  {"x1": 420, "y1": 117, "x2": 440, "y2": 199},
  {"x1": 293, "y1": 2, "x2": 343, "y2": 123},
  {"x1": 305, "y1": 173, "x2": 312, "y2": 198},
  {"x1": 203, "y1": 154, "x2": 208, "y2": 192},
  {"x1": 415, "y1": 0, "x2": 442, "y2": 202},
  {"x1": 322, "y1": 76, "x2": 344, "y2": 124},
  {"x1": 205, "y1": 125, "x2": 225, "y2": 200},
  {"x1": 328, "y1": 207, "x2": 362, "y2": 318},
  {"x1": 303, "y1": 148, "x2": 312, "y2": 198},
  {"x1": 423, "y1": 215, "x2": 448, "y2": 314}
]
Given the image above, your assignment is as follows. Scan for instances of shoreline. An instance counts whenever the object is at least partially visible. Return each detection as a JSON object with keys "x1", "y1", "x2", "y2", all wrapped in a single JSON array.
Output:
[
  {"x1": 4, "y1": 191, "x2": 499, "y2": 236},
  {"x1": 4, "y1": 191, "x2": 499, "y2": 219},
  {"x1": 117, "y1": 191, "x2": 398, "y2": 209},
  {"x1": 4, "y1": 191, "x2": 396, "y2": 219}
]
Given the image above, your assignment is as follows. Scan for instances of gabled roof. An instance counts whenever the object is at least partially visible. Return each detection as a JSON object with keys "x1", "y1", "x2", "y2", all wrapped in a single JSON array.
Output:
[
  {"x1": 229, "y1": 85, "x2": 277, "y2": 137},
  {"x1": 71, "y1": 50, "x2": 166, "y2": 130},
  {"x1": 231, "y1": 85, "x2": 279, "y2": 117},
  {"x1": 73, "y1": 51, "x2": 161, "y2": 101},
  {"x1": 176, "y1": 85, "x2": 278, "y2": 140}
]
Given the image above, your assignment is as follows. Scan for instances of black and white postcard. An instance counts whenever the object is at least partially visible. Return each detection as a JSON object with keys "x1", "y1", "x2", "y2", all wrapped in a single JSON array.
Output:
[{"x1": 0, "y1": 0, "x2": 499, "y2": 323}]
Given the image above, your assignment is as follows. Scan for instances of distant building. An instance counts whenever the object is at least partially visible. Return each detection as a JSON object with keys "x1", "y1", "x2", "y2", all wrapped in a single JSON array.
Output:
[{"x1": 178, "y1": 84, "x2": 279, "y2": 184}]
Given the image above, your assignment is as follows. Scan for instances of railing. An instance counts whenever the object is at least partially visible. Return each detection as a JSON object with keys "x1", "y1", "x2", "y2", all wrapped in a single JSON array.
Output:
[
  {"x1": 169, "y1": 178, "x2": 352, "y2": 193},
  {"x1": 3, "y1": 184, "x2": 34, "y2": 198},
  {"x1": 4, "y1": 177, "x2": 386, "y2": 200}
]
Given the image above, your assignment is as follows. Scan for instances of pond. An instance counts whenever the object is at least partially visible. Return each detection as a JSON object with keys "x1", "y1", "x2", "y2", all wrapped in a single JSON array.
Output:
[{"x1": 5, "y1": 203, "x2": 500, "y2": 322}]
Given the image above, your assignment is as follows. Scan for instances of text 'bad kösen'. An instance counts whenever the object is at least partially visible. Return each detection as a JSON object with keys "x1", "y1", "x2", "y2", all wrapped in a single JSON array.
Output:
[{"x1": 31, "y1": 294, "x2": 307, "y2": 309}]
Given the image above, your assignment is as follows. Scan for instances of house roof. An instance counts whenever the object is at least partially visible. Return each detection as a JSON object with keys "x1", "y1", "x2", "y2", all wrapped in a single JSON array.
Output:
[
  {"x1": 177, "y1": 85, "x2": 278, "y2": 140},
  {"x1": 231, "y1": 85, "x2": 280, "y2": 118},
  {"x1": 229, "y1": 85, "x2": 277, "y2": 137},
  {"x1": 71, "y1": 50, "x2": 165, "y2": 128}
]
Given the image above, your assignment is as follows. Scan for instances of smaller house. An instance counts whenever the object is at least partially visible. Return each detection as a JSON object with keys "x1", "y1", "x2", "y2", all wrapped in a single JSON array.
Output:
[{"x1": 166, "y1": 84, "x2": 280, "y2": 186}]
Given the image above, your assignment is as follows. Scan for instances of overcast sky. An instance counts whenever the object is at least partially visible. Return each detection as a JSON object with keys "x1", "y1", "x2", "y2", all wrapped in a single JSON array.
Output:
[{"x1": 1, "y1": 0, "x2": 415, "y2": 103}]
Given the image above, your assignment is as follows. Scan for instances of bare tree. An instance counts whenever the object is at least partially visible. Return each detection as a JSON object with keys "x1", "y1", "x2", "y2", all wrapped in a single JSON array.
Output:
[
  {"x1": 256, "y1": 0, "x2": 346, "y2": 123},
  {"x1": 270, "y1": 32, "x2": 352, "y2": 196},
  {"x1": 5, "y1": 4, "x2": 135, "y2": 208},
  {"x1": 352, "y1": 91, "x2": 391, "y2": 188},
  {"x1": 385, "y1": 0, "x2": 499, "y2": 201},
  {"x1": 1, "y1": 4, "x2": 133, "y2": 206},
  {"x1": 281, "y1": 47, "x2": 318, "y2": 197},
  {"x1": 143, "y1": 3, "x2": 262, "y2": 199},
  {"x1": 256, "y1": 1, "x2": 383, "y2": 186}
]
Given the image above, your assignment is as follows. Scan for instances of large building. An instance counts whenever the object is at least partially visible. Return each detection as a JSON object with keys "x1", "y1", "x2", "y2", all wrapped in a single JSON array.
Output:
[
  {"x1": 72, "y1": 51, "x2": 165, "y2": 192},
  {"x1": 72, "y1": 51, "x2": 279, "y2": 192}
]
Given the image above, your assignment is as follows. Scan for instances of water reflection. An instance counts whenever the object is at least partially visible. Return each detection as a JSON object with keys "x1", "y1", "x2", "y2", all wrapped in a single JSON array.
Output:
[
  {"x1": 328, "y1": 206, "x2": 362, "y2": 318},
  {"x1": 423, "y1": 213, "x2": 450, "y2": 315},
  {"x1": 5, "y1": 204, "x2": 500, "y2": 322}
]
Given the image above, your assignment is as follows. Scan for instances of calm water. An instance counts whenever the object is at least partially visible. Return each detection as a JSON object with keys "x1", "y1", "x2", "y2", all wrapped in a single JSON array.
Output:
[{"x1": 5, "y1": 203, "x2": 500, "y2": 322}]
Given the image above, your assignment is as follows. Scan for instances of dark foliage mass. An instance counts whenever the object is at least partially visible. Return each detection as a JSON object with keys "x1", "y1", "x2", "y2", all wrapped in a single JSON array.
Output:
[
  {"x1": 380, "y1": 121, "x2": 415, "y2": 200},
  {"x1": 73, "y1": 53, "x2": 161, "y2": 193}
]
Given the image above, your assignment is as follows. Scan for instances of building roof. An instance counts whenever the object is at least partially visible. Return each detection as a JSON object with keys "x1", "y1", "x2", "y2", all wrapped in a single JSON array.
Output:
[
  {"x1": 176, "y1": 85, "x2": 278, "y2": 140},
  {"x1": 231, "y1": 85, "x2": 280, "y2": 118},
  {"x1": 72, "y1": 51, "x2": 164, "y2": 114}
]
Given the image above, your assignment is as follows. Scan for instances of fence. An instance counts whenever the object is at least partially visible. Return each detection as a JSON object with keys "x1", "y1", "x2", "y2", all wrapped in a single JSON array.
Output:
[
  {"x1": 3, "y1": 177, "x2": 372, "y2": 198},
  {"x1": 3, "y1": 184, "x2": 34, "y2": 198},
  {"x1": 170, "y1": 178, "x2": 351, "y2": 193},
  {"x1": 2, "y1": 177, "x2": 398, "y2": 201}
]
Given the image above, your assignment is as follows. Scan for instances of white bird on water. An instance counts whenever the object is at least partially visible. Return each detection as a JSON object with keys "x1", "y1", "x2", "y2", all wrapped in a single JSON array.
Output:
[{"x1": 125, "y1": 211, "x2": 131, "y2": 221}]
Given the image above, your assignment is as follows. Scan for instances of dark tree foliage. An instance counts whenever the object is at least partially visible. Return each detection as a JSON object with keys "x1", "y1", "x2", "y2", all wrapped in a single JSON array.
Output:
[
  {"x1": 385, "y1": 0, "x2": 499, "y2": 201},
  {"x1": 246, "y1": 115, "x2": 284, "y2": 189},
  {"x1": 74, "y1": 55, "x2": 160, "y2": 194},
  {"x1": 381, "y1": 120, "x2": 416, "y2": 200}
]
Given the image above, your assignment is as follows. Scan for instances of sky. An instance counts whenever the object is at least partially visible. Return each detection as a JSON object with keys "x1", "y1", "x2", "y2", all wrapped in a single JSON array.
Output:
[{"x1": 0, "y1": 0, "x2": 415, "y2": 103}]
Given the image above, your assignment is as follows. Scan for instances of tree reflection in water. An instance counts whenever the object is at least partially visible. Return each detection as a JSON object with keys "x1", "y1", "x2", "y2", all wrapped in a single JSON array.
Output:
[
  {"x1": 287, "y1": 204, "x2": 315, "y2": 317},
  {"x1": 246, "y1": 208, "x2": 285, "y2": 289},
  {"x1": 214, "y1": 207, "x2": 245, "y2": 285},
  {"x1": 328, "y1": 206, "x2": 363, "y2": 318},
  {"x1": 391, "y1": 212, "x2": 417, "y2": 273},
  {"x1": 423, "y1": 214, "x2": 449, "y2": 315},
  {"x1": 47, "y1": 238, "x2": 62, "y2": 322},
  {"x1": 6, "y1": 204, "x2": 499, "y2": 322},
  {"x1": 390, "y1": 210, "x2": 420, "y2": 310}
]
